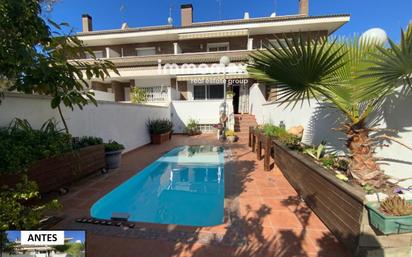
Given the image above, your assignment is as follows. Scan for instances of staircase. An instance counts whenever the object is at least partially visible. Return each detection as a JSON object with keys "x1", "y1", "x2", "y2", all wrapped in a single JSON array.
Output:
[{"x1": 234, "y1": 114, "x2": 257, "y2": 143}]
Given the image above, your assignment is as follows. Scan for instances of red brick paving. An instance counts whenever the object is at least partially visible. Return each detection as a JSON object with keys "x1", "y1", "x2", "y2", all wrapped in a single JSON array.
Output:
[{"x1": 52, "y1": 134, "x2": 351, "y2": 257}]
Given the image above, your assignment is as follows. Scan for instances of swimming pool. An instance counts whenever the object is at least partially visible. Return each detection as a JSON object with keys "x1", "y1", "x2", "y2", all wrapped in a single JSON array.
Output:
[{"x1": 91, "y1": 145, "x2": 225, "y2": 227}]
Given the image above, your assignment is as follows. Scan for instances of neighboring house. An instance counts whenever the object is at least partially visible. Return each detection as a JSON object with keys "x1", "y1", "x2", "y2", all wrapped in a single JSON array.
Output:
[
  {"x1": 73, "y1": 0, "x2": 350, "y2": 132},
  {"x1": 5, "y1": 238, "x2": 73, "y2": 257}
]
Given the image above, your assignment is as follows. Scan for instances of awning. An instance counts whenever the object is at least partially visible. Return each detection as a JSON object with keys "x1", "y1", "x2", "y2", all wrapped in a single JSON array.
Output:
[
  {"x1": 178, "y1": 29, "x2": 249, "y2": 40},
  {"x1": 176, "y1": 73, "x2": 250, "y2": 82}
]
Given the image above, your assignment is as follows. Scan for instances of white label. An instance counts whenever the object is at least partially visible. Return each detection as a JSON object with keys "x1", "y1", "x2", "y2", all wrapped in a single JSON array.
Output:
[{"x1": 20, "y1": 231, "x2": 65, "y2": 245}]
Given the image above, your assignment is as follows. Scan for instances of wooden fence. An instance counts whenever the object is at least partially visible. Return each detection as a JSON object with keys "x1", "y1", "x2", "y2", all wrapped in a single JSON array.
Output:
[{"x1": 248, "y1": 127, "x2": 366, "y2": 254}]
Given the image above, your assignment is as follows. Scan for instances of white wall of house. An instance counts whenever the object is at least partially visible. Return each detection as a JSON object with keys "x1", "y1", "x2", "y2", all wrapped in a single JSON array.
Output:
[
  {"x1": 0, "y1": 93, "x2": 170, "y2": 152},
  {"x1": 134, "y1": 77, "x2": 171, "y2": 88},
  {"x1": 248, "y1": 82, "x2": 266, "y2": 123},
  {"x1": 171, "y1": 100, "x2": 223, "y2": 133},
  {"x1": 93, "y1": 90, "x2": 115, "y2": 101},
  {"x1": 65, "y1": 102, "x2": 170, "y2": 152},
  {"x1": 256, "y1": 89, "x2": 412, "y2": 188}
]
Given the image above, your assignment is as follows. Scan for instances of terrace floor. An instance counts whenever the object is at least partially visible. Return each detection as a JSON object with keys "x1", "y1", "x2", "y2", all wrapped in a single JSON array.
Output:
[{"x1": 52, "y1": 134, "x2": 351, "y2": 257}]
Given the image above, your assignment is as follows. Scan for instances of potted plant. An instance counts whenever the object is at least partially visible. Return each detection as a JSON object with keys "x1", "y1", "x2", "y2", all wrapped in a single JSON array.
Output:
[
  {"x1": 185, "y1": 119, "x2": 201, "y2": 136},
  {"x1": 225, "y1": 129, "x2": 236, "y2": 143},
  {"x1": 104, "y1": 140, "x2": 125, "y2": 169},
  {"x1": 147, "y1": 119, "x2": 173, "y2": 144},
  {"x1": 0, "y1": 119, "x2": 106, "y2": 194},
  {"x1": 226, "y1": 90, "x2": 234, "y2": 99},
  {"x1": 366, "y1": 195, "x2": 412, "y2": 235}
]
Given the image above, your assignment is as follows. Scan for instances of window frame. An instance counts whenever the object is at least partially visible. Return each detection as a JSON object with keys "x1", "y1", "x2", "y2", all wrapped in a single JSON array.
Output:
[
  {"x1": 135, "y1": 47, "x2": 156, "y2": 56},
  {"x1": 193, "y1": 84, "x2": 224, "y2": 100},
  {"x1": 206, "y1": 42, "x2": 230, "y2": 52},
  {"x1": 86, "y1": 50, "x2": 105, "y2": 59},
  {"x1": 193, "y1": 85, "x2": 207, "y2": 100}
]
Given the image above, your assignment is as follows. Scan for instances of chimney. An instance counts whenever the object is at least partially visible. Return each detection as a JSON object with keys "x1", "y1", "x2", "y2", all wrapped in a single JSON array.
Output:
[
  {"x1": 82, "y1": 14, "x2": 93, "y2": 32},
  {"x1": 181, "y1": 4, "x2": 193, "y2": 27},
  {"x1": 299, "y1": 0, "x2": 309, "y2": 16}
]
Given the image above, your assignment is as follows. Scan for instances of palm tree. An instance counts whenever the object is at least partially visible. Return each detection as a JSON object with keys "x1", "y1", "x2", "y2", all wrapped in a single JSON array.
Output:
[{"x1": 247, "y1": 26, "x2": 412, "y2": 187}]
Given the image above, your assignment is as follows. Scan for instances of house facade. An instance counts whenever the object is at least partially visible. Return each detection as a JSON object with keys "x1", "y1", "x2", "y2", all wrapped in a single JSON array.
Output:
[{"x1": 74, "y1": 0, "x2": 349, "y2": 133}]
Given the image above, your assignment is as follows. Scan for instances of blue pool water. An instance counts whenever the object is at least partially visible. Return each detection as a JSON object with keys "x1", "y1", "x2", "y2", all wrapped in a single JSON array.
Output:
[{"x1": 91, "y1": 145, "x2": 225, "y2": 226}]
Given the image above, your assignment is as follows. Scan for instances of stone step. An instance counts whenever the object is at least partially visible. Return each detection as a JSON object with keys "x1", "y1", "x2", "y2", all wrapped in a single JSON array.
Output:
[
  {"x1": 234, "y1": 124, "x2": 257, "y2": 128},
  {"x1": 235, "y1": 120, "x2": 255, "y2": 122},
  {"x1": 235, "y1": 122, "x2": 257, "y2": 125}
]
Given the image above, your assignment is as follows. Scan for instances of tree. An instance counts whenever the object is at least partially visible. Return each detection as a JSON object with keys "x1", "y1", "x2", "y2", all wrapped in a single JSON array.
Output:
[
  {"x1": 247, "y1": 27, "x2": 412, "y2": 187},
  {"x1": 66, "y1": 242, "x2": 85, "y2": 257},
  {"x1": 1, "y1": 230, "x2": 16, "y2": 254},
  {"x1": 0, "y1": 0, "x2": 118, "y2": 133},
  {"x1": 0, "y1": 176, "x2": 60, "y2": 230},
  {"x1": 130, "y1": 86, "x2": 148, "y2": 104}
]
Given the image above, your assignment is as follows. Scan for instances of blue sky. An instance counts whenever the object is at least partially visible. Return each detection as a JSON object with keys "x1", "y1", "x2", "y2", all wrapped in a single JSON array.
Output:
[
  {"x1": 6, "y1": 231, "x2": 85, "y2": 243},
  {"x1": 47, "y1": 0, "x2": 411, "y2": 41}
]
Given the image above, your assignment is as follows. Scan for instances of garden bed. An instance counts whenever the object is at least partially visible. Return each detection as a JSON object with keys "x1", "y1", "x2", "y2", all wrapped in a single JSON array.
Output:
[
  {"x1": 151, "y1": 131, "x2": 172, "y2": 144},
  {"x1": 272, "y1": 139, "x2": 365, "y2": 253},
  {"x1": 1, "y1": 144, "x2": 105, "y2": 194}
]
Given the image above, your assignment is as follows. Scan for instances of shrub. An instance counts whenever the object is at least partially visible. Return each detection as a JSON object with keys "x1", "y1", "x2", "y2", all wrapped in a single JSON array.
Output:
[
  {"x1": 0, "y1": 176, "x2": 60, "y2": 230},
  {"x1": 104, "y1": 140, "x2": 125, "y2": 152},
  {"x1": 304, "y1": 141, "x2": 326, "y2": 160},
  {"x1": 334, "y1": 158, "x2": 349, "y2": 172},
  {"x1": 130, "y1": 87, "x2": 147, "y2": 104},
  {"x1": 74, "y1": 136, "x2": 103, "y2": 149},
  {"x1": 225, "y1": 129, "x2": 236, "y2": 137},
  {"x1": 185, "y1": 119, "x2": 201, "y2": 136},
  {"x1": 261, "y1": 124, "x2": 300, "y2": 148},
  {"x1": 0, "y1": 119, "x2": 72, "y2": 175},
  {"x1": 321, "y1": 155, "x2": 336, "y2": 169},
  {"x1": 147, "y1": 119, "x2": 173, "y2": 135}
]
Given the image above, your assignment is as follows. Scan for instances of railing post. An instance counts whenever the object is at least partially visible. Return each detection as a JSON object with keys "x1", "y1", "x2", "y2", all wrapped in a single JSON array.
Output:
[
  {"x1": 248, "y1": 126, "x2": 253, "y2": 147},
  {"x1": 256, "y1": 133, "x2": 262, "y2": 160},
  {"x1": 264, "y1": 136, "x2": 271, "y2": 171},
  {"x1": 251, "y1": 129, "x2": 256, "y2": 152}
]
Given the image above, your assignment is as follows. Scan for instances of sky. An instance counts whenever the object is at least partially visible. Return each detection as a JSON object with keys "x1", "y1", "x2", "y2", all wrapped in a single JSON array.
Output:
[
  {"x1": 6, "y1": 231, "x2": 86, "y2": 243},
  {"x1": 46, "y1": 0, "x2": 412, "y2": 41}
]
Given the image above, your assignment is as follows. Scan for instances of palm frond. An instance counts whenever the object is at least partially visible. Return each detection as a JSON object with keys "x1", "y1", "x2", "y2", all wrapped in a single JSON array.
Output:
[
  {"x1": 247, "y1": 33, "x2": 387, "y2": 125},
  {"x1": 363, "y1": 25, "x2": 412, "y2": 99},
  {"x1": 248, "y1": 33, "x2": 348, "y2": 109}
]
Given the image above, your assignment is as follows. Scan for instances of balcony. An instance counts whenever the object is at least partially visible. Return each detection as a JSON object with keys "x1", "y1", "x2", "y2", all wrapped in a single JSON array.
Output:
[
  {"x1": 140, "y1": 86, "x2": 169, "y2": 102},
  {"x1": 96, "y1": 50, "x2": 254, "y2": 68}
]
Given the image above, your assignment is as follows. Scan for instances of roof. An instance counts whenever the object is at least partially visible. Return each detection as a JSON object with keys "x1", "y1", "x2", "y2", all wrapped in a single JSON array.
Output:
[{"x1": 77, "y1": 14, "x2": 350, "y2": 37}]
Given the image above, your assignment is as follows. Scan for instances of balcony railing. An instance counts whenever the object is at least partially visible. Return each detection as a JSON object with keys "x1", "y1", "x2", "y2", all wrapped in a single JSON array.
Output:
[{"x1": 141, "y1": 86, "x2": 169, "y2": 102}]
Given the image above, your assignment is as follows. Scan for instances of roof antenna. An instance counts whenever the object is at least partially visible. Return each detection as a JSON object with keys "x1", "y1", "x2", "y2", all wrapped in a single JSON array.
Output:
[
  {"x1": 167, "y1": 4, "x2": 174, "y2": 25},
  {"x1": 216, "y1": 0, "x2": 223, "y2": 20}
]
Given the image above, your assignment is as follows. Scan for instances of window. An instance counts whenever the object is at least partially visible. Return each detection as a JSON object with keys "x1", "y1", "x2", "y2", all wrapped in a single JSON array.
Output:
[
  {"x1": 86, "y1": 50, "x2": 105, "y2": 59},
  {"x1": 193, "y1": 84, "x2": 224, "y2": 100},
  {"x1": 208, "y1": 84, "x2": 224, "y2": 99},
  {"x1": 136, "y1": 47, "x2": 156, "y2": 56},
  {"x1": 266, "y1": 39, "x2": 286, "y2": 49},
  {"x1": 193, "y1": 85, "x2": 206, "y2": 100},
  {"x1": 207, "y1": 42, "x2": 229, "y2": 52}
]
